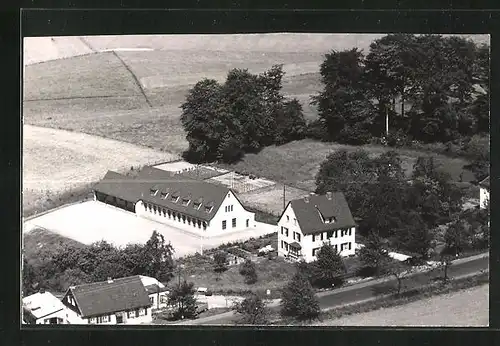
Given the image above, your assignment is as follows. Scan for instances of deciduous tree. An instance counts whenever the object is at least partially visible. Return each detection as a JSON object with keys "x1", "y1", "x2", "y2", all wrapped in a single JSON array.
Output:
[
  {"x1": 358, "y1": 233, "x2": 392, "y2": 276},
  {"x1": 311, "y1": 243, "x2": 346, "y2": 288},
  {"x1": 239, "y1": 259, "x2": 258, "y2": 284},
  {"x1": 280, "y1": 272, "x2": 320, "y2": 321},
  {"x1": 233, "y1": 293, "x2": 270, "y2": 325},
  {"x1": 213, "y1": 251, "x2": 228, "y2": 273},
  {"x1": 169, "y1": 280, "x2": 198, "y2": 320}
]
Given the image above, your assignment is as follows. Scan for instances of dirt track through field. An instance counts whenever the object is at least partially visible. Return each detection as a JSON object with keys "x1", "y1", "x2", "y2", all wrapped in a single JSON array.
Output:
[{"x1": 314, "y1": 284, "x2": 489, "y2": 327}]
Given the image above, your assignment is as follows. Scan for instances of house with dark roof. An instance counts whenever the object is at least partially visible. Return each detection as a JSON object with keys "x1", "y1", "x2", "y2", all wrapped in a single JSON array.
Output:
[
  {"x1": 93, "y1": 166, "x2": 256, "y2": 235},
  {"x1": 277, "y1": 192, "x2": 356, "y2": 263},
  {"x1": 479, "y1": 176, "x2": 490, "y2": 209},
  {"x1": 61, "y1": 276, "x2": 153, "y2": 325}
]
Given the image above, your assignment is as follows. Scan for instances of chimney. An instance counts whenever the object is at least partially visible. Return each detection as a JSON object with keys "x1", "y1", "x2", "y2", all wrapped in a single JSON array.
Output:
[
  {"x1": 304, "y1": 196, "x2": 309, "y2": 203},
  {"x1": 39, "y1": 288, "x2": 45, "y2": 294},
  {"x1": 326, "y1": 191, "x2": 333, "y2": 200},
  {"x1": 107, "y1": 277, "x2": 113, "y2": 284}
]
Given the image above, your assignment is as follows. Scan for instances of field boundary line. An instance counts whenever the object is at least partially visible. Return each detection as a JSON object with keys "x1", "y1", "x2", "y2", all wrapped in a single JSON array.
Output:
[
  {"x1": 111, "y1": 51, "x2": 152, "y2": 108},
  {"x1": 24, "y1": 94, "x2": 140, "y2": 102},
  {"x1": 23, "y1": 199, "x2": 90, "y2": 222}
]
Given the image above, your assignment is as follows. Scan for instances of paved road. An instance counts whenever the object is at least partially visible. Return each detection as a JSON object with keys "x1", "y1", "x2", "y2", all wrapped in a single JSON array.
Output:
[{"x1": 177, "y1": 253, "x2": 488, "y2": 325}]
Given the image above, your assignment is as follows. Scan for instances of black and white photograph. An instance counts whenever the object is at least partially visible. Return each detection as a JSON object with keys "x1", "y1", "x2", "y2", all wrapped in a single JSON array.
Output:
[{"x1": 22, "y1": 33, "x2": 490, "y2": 327}]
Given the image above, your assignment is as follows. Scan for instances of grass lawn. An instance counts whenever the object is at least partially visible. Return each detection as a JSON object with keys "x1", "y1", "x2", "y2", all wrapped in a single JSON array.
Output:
[
  {"x1": 177, "y1": 256, "x2": 297, "y2": 295},
  {"x1": 216, "y1": 139, "x2": 475, "y2": 190},
  {"x1": 23, "y1": 227, "x2": 86, "y2": 266}
]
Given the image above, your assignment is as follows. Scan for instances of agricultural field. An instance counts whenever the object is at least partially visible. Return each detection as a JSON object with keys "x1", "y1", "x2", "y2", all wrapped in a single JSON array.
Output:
[
  {"x1": 23, "y1": 125, "x2": 178, "y2": 215},
  {"x1": 315, "y1": 284, "x2": 489, "y2": 327}
]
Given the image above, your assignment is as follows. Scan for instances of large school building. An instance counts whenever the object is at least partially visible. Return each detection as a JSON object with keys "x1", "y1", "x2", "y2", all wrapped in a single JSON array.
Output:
[{"x1": 92, "y1": 166, "x2": 256, "y2": 236}]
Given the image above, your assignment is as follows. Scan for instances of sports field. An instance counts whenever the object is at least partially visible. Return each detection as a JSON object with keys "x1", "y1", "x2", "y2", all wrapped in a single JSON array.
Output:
[{"x1": 23, "y1": 201, "x2": 276, "y2": 258}]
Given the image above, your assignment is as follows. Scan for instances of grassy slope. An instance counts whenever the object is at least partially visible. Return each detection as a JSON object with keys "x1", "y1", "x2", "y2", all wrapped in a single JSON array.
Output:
[
  {"x1": 216, "y1": 139, "x2": 476, "y2": 191},
  {"x1": 23, "y1": 228, "x2": 86, "y2": 266}
]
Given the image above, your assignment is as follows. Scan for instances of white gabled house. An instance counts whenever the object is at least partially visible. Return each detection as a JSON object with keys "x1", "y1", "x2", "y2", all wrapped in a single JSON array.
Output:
[
  {"x1": 22, "y1": 289, "x2": 69, "y2": 324},
  {"x1": 479, "y1": 176, "x2": 490, "y2": 209},
  {"x1": 277, "y1": 192, "x2": 356, "y2": 263},
  {"x1": 93, "y1": 166, "x2": 256, "y2": 236}
]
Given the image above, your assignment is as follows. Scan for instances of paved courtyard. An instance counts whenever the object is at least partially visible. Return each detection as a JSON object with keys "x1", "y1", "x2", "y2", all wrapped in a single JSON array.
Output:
[{"x1": 23, "y1": 201, "x2": 276, "y2": 258}]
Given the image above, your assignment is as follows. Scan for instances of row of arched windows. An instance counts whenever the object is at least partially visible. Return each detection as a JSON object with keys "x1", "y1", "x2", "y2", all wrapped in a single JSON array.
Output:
[{"x1": 143, "y1": 202, "x2": 207, "y2": 230}]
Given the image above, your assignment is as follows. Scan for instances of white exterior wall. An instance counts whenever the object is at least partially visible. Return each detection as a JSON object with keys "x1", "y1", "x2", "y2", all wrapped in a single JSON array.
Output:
[
  {"x1": 135, "y1": 190, "x2": 255, "y2": 236},
  {"x1": 149, "y1": 292, "x2": 169, "y2": 310},
  {"x1": 34, "y1": 309, "x2": 69, "y2": 324},
  {"x1": 209, "y1": 191, "x2": 256, "y2": 236},
  {"x1": 277, "y1": 204, "x2": 304, "y2": 259},
  {"x1": 65, "y1": 307, "x2": 152, "y2": 325},
  {"x1": 277, "y1": 205, "x2": 356, "y2": 263},
  {"x1": 480, "y1": 187, "x2": 490, "y2": 209}
]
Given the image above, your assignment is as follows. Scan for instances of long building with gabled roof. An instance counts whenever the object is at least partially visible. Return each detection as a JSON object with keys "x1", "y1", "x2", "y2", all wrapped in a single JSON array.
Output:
[{"x1": 92, "y1": 166, "x2": 256, "y2": 235}]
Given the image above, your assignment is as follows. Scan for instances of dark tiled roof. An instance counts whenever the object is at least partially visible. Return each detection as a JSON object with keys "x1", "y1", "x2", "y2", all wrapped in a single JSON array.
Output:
[
  {"x1": 135, "y1": 167, "x2": 229, "y2": 221},
  {"x1": 70, "y1": 276, "x2": 151, "y2": 318},
  {"x1": 479, "y1": 176, "x2": 490, "y2": 189},
  {"x1": 93, "y1": 171, "x2": 143, "y2": 204},
  {"x1": 144, "y1": 284, "x2": 169, "y2": 295},
  {"x1": 289, "y1": 193, "x2": 356, "y2": 235},
  {"x1": 94, "y1": 167, "x2": 231, "y2": 221}
]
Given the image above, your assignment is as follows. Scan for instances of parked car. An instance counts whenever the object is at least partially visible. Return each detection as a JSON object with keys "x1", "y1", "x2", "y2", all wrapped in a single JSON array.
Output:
[{"x1": 196, "y1": 287, "x2": 213, "y2": 296}]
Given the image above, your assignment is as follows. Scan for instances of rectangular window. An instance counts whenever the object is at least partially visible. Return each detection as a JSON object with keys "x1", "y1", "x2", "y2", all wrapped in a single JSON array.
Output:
[
  {"x1": 281, "y1": 240, "x2": 284, "y2": 249},
  {"x1": 150, "y1": 189, "x2": 158, "y2": 196},
  {"x1": 348, "y1": 242, "x2": 352, "y2": 250},
  {"x1": 296, "y1": 233, "x2": 301, "y2": 242},
  {"x1": 321, "y1": 233, "x2": 324, "y2": 241},
  {"x1": 232, "y1": 218, "x2": 236, "y2": 228},
  {"x1": 225, "y1": 206, "x2": 228, "y2": 212},
  {"x1": 284, "y1": 242, "x2": 289, "y2": 251},
  {"x1": 292, "y1": 232, "x2": 296, "y2": 240},
  {"x1": 127, "y1": 311, "x2": 134, "y2": 319},
  {"x1": 181, "y1": 199, "x2": 190, "y2": 206},
  {"x1": 205, "y1": 206, "x2": 213, "y2": 213},
  {"x1": 231, "y1": 205, "x2": 234, "y2": 212},
  {"x1": 285, "y1": 228, "x2": 289, "y2": 237},
  {"x1": 171, "y1": 195, "x2": 179, "y2": 202},
  {"x1": 88, "y1": 317, "x2": 96, "y2": 324},
  {"x1": 139, "y1": 308, "x2": 146, "y2": 316},
  {"x1": 312, "y1": 234, "x2": 316, "y2": 242},
  {"x1": 287, "y1": 215, "x2": 290, "y2": 222},
  {"x1": 160, "y1": 295, "x2": 168, "y2": 304},
  {"x1": 334, "y1": 244, "x2": 338, "y2": 252},
  {"x1": 280, "y1": 227, "x2": 284, "y2": 235},
  {"x1": 312, "y1": 248, "x2": 321, "y2": 257},
  {"x1": 193, "y1": 202, "x2": 201, "y2": 209},
  {"x1": 222, "y1": 220, "x2": 227, "y2": 230},
  {"x1": 327, "y1": 230, "x2": 333, "y2": 238},
  {"x1": 101, "y1": 315, "x2": 109, "y2": 323},
  {"x1": 149, "y1": 297, "x2": 154, "y2": 304},
  {"x1": 349, "y1": 228, "x2": 352, "y2": 236},
  {"x1": 246, "y1": 219, "x2": 249, "y2": 227},
  {"x1": 335, "y1": 230, "x2": 338, "y2": 238}
]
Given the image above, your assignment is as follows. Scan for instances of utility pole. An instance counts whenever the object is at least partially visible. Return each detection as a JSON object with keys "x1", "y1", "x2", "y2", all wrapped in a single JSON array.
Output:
[
  {"x1": 385, "y1": 103, "x2": 389, "y2": 138},
  {"x1": 283, "y1": 184, "x2": 286, "y2": 211}
]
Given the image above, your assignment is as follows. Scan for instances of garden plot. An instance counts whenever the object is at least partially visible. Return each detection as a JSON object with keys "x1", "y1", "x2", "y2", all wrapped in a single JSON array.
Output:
[
  {"x1": 238, "y1": 184, "x2": 311, "y2": 216},
  {"x1": 208, "y1": 172, "x2": 276, "y2": 194}
]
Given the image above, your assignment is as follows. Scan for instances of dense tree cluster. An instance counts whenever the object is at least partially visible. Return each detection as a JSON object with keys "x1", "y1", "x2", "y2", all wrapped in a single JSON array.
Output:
[
  {"x1": 181, "y1": 65, "x2": 307, "y2": 163},
  {"x1": 315, "y1": 150, "x2": 465, "y2": 259},
  {"x1": 23, "y1": 231, "x2": 175, "y2": 296},
  {"x1": 168, "y1": 280, "x2": 198, "y2": 320},
  {"x1": 239, "y1": 259, "x2": 258, "y2": 284},
  {"x1": 312, "y1": 34, "x2": 489, "y2": 146}
]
